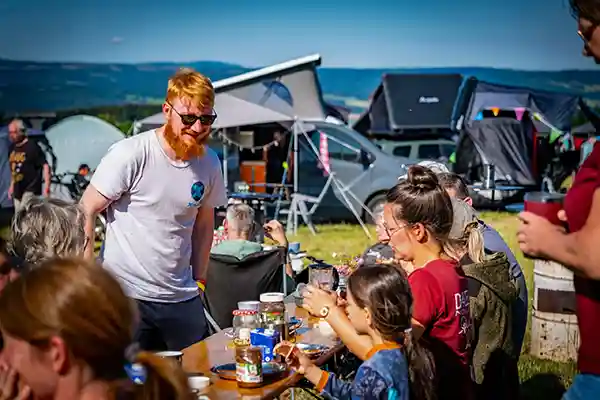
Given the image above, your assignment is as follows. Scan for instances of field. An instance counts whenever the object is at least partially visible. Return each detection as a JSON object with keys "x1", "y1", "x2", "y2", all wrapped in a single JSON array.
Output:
[
  {"x1": 0, "y1": 212, "x2": 577, "y2": 398},
  {"x1": 287, "y1": 212, "x2": 577, "y2": 400}
]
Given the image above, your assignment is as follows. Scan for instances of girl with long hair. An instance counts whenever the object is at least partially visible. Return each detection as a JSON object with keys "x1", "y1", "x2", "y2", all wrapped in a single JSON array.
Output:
[
  {"x1": 0, "y1": 257, "x2": 194, "y2": 400},
  {"x1": 289, "y1": 264, "x2": 435, "y2": 400}
]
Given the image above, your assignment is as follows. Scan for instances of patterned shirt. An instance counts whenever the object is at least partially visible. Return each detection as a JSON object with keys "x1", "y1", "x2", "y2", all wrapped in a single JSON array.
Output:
[{"x1": 317, "y1": 344, "x2": 409, "y2": 400}]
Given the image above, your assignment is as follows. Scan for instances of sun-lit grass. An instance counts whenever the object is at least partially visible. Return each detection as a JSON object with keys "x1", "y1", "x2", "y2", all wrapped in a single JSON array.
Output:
[{"x1": 288, "y1": 212, "x2": 576, "y2": 398}]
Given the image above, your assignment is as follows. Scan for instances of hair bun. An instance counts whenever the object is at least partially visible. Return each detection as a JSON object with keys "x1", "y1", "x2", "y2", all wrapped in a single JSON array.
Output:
[{"x1": 406, "y1": 165, "x2": 440, "y2": 192}]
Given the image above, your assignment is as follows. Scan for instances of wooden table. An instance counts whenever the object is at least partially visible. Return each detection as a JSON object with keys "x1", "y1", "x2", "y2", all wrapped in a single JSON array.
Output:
[{"x1": 183, "y1": 302, "x2": 344, "y2": 399}]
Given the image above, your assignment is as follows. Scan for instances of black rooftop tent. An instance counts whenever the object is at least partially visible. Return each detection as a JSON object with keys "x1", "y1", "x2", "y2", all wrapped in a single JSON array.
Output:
[{"x1": 353, "y1": 73, "x2": 467, "y2": 136}]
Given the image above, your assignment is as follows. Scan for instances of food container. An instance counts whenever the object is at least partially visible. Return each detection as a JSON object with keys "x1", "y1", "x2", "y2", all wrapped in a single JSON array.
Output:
[
  {"x1": 250, "y1": 328, "x2": 279, "y2": 363},
  {"x1": 260, "y1": 292, "x2": 288, "y2": 340},
  {"x1": 232, "y1": 309, "x2": 261, "y2": 347},
  {"x1": 235, "y1": 346, "x2": 263, "y2": 388},
  {"x1": 238, "y1": 301, "x2": 261, "y2": 312}
]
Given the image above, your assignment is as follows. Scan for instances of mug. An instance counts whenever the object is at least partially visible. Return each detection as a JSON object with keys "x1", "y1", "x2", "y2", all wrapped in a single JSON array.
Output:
[{"x1": 155, "y1": 350, "x2": 183, "y2": 365}]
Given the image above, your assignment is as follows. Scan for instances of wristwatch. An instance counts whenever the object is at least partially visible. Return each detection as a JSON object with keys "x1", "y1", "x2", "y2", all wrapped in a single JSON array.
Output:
[{"x1": 319, "y1": 306, "x2": 330, "y2": 318}]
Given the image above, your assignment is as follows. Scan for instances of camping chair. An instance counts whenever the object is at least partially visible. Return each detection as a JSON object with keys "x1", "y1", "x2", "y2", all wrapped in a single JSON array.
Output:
[
  {"x1": 286, "y1": 172, "x2": 334, "y2": 236},
  {"x1": 202, "y1": 247, "x2": 287, "y2": 333}
]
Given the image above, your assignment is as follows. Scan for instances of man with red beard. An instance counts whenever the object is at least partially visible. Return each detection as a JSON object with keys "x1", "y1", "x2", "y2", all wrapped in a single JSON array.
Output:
[{"x1": 80, "y1": 68, "x2": 227, "y2": 351}]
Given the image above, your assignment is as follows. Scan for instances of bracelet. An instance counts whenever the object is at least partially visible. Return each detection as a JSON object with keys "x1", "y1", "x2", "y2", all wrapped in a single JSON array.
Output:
[{"x1": 196, "y1": 280, "x2": 206, "y2": 291}]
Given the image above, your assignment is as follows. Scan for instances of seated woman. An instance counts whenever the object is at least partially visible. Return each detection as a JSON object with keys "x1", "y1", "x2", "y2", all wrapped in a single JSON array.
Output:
[
  {"x1": 446, "y1": 198, "x2": 519, "y2": 400},
  {"x1": 289, "y1": 264, "x2": 434, "y2": 400},
  {"x1": 0, "y1": 257, "x2": 194, "y2": 400}
]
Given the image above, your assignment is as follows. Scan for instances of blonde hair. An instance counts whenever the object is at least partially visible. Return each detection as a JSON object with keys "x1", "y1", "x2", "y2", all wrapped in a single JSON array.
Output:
[
  {"x1": 166, "y1": 68, "x2": 214, "y2": 110},
  {"x1": 445, "y1": 222, "x2": 485, "y2": 263},
  {"x1": 0, "y1": 257, "x2": 194, "y2": 400}
]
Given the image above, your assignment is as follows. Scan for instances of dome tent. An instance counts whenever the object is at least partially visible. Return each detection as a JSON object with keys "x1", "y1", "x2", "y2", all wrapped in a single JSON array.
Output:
[{"x1": 45, "y1": 115, "x2": 125, "y2": 176}]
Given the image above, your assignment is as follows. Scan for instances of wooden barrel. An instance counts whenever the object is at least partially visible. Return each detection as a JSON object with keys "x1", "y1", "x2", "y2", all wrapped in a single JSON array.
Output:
[{"x1": 530, "y1": 259, "x2": 579, "y2": 362}]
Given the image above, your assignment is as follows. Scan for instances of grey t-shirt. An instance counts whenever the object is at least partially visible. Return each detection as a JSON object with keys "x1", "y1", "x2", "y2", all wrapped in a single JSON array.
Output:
[{"x1": 92, "y1": 130, "x2": 227, "y2": 303}]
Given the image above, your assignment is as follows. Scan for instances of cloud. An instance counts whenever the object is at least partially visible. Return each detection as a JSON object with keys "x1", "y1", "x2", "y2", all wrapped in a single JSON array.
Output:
[{"x1": 111, "y1": 37, "x2": 124, "y2": 44}]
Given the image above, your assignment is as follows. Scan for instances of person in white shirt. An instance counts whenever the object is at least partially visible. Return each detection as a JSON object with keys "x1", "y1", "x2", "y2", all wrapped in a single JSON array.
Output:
[{"x1": 80, "y1": 68, "x2": 227, "y2": 351}]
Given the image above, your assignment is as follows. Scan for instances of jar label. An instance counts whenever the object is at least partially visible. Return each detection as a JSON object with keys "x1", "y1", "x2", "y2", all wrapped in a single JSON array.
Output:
[
  {"x1": 239, "y1": 328, "x2": 251, "y2": 341},
  {"x1": 236, "y1": 362, "x2": 263, "y2": 383}
]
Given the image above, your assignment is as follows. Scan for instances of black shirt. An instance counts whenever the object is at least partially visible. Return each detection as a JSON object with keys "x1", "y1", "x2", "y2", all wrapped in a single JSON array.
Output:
[{"x1": 9, "y1": 139, "x2": 47, "y2": 200}]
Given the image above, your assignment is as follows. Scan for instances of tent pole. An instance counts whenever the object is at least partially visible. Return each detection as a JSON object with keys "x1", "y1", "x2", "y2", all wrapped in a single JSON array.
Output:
[
  {"x1": 222, "y1": 129, "x2": 228, "y2": 190},
  {"x1": 293, "y1": 118, "x2": 299, "y2": 235}
]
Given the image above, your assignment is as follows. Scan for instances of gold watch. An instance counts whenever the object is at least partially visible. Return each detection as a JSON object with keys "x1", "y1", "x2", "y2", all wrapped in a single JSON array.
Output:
[{"x1": 319, "y1": 306, "x2": 330, "y2": 318}]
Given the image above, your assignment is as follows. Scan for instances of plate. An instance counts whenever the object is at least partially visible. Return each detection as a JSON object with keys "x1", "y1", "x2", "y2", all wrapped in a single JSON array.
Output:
[
  {"x1": 296, "y1": 343, "x2": 329, "y2": 358},
  {"x1": 210, "y1": 362, "x2": 287, "y2": 381},
  {"x1": 289, "y1": 317, "x2": 303, "y2": 334}
]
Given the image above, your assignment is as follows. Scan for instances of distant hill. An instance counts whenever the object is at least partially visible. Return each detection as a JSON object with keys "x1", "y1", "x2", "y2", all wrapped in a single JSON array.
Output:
[{"x1": 1, "y1": 58, "x2": 599, "y2": 115}]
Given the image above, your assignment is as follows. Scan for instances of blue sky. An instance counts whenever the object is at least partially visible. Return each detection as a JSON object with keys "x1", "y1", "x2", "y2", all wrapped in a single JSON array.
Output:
[{"x1": 0, "y1": 0, "x2": 595, "y2": 70}]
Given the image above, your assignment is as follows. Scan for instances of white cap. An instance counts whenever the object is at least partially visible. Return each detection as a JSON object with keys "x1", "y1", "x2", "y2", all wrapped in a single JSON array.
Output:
[
  {"x1": 260, "y1": 292, "x2": 285, "y2": 303},
  {"x1": 398, "y1": 160, "x2": 450, "y2": 181}
]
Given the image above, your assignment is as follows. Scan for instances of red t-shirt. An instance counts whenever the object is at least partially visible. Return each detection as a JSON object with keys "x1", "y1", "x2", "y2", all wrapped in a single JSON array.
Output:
[
  {"x1": 408, "y1": 259, "x2": 473, "y2": 399},
  {"x1": 563, "y1": 142, "x2": 600, "y2": 375}
]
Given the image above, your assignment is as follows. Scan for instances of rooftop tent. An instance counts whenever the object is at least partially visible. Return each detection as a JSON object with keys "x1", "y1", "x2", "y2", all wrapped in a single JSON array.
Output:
[
  {"x1": 214, "y1": 54, "x2": 326, "y2": 120},
  {"x1": 353, "y1": 73, "x2": 465, "y2": 135},
  {"x1": 45, "y1": 115, "x2": 125, "y2": 176},
  {"x1": 134, "y1": 92, "x2": 295, "y2": 133},
  {"x1": 464, "y1": 81, "x2": 580, "y2": 131}
]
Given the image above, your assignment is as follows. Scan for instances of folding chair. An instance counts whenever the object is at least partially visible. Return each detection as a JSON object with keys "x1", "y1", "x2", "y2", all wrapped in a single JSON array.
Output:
[
  {"x1": 202, "y1": 247, "x2": 287, "y2": 333},
  {"x1": 286, "y1": 173, "x2": 334, "y2": 236}
]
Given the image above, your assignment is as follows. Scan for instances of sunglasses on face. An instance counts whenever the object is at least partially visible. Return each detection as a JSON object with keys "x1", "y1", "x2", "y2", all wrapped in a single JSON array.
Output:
[
  {"x1": 578, "y1": 23, "x2": 598, "y2": 43},
  {"x1": 167, "y1": 102, "x2": 217, "y2": 126}
]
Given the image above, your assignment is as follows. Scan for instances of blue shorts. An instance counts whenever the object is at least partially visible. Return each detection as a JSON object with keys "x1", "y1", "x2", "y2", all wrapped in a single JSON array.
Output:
[
  {"x1": 563, "y1": 373, "x2": 600, "y2": 400},
  {"x1": 134, "y1": 295, "x2": 209, "y2": 351}
]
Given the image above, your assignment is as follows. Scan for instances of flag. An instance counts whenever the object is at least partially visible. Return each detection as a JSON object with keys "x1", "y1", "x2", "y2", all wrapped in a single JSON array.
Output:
[{"x1": 319, "y1": 132, "x2": 331, "y2": 176}]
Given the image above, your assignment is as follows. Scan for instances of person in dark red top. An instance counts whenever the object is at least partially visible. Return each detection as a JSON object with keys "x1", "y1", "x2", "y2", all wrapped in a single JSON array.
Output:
[
  {"x1": 384, "y1": 165, "x2": 473, "y2": 400},
  {"x1": 517, "y1": 1, "x2": 600, "y2": 399}
]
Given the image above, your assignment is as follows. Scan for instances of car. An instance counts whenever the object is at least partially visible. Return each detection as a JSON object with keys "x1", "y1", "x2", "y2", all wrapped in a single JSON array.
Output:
[{"x1": 373, "y1": 138, "x2": 456, "y2": 165}]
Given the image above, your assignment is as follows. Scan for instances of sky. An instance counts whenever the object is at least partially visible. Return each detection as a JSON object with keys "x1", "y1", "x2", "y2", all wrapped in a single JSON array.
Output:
[{"x1": 0, "y1": 0, "x2": 596, "y2": 70}]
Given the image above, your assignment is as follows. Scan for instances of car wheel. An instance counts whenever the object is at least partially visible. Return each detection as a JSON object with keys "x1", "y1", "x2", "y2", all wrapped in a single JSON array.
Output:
[{"x1": 365, "y1": 194, "x2": 386, "y2": 225}]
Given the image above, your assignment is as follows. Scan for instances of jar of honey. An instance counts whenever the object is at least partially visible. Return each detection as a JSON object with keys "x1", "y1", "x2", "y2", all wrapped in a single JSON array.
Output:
[{"x1": 235, "y1": 346, "x2": 263, "y2": 388}]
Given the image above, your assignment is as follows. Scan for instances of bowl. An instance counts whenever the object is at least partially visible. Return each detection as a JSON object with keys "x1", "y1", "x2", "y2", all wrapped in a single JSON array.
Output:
[
  {"x1": 188, "y1": 375, "x2": 210, "y2": 391},
  {"x1": 155, "y1": 350, "x2": 183, "y2": 365}
]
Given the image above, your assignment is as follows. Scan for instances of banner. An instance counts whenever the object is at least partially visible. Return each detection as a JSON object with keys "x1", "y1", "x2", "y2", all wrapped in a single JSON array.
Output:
[
  {"x1": 319, "y1": 132, "x2": 331, "y2": 176},
  {"x1": 514, "y1": 107, "x2": 526, "y2": 121}
]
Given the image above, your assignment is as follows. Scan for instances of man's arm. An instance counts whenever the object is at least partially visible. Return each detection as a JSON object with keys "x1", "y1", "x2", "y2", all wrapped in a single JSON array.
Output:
[
  {"x1": 42, "y1": 163, "x2": 51, "y2": 196},
  {"x1": 79, "y1": 185, "x2": 112, "y2": 259},
  {"x1": 191, "y1": 206, "x2": 215, "y2": 282},
  {"x1": 544, "y1": 189, "x2": 600, "y2": 279}
]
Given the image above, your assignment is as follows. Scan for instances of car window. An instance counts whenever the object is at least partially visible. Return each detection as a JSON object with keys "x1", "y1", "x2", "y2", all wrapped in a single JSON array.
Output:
[
  {"x1": 393, "y1": 145, "x2": 412, "y2": 157},
  {"x1": 440, "y1": 144, "x2": 455, "y2": 157},
  {"x1": 310, "y1": 125, "x2": 362, "y2": 163},
  {"x1": 417, "y1": 144, "x2": 442, "y2": 160}
]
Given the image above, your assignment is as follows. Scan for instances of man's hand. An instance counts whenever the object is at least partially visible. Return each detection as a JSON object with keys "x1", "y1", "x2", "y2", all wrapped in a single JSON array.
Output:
[
  {"x1": 264, "y1": 220, "x2": 288, "y2": 247},
  {"x1": 517, "y1": 211, "x2": 566, "y2": 258}
]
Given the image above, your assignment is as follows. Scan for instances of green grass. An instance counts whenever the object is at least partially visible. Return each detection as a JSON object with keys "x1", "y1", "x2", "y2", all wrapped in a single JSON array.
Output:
[{"x1": 288, "y1": 213, "x2": 577, "y2": 399}]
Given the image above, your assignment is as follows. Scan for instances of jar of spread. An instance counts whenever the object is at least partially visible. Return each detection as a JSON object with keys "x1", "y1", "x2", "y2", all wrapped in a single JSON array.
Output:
[
  {"x1": 259, "y1": 292, "x2": 288, "y2": 341},
  {"x1": 232, "y1": 309, "x2": 261, "y2": 347},
  {"x1": 235, "y1": 346, "x2": 263, "y2": 388}
]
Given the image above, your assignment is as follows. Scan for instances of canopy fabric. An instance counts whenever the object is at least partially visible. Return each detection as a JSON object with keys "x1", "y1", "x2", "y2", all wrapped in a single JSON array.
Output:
[
  {"x1": 136, "y1": 92, "x2": 294, "y2": 132},
  {"x1": 464, "y1": 81, "x2": 579, "y2": 131},
  {"x1": 572, "y1": 122, "x2": 596, "y2": 134},
  {"x1": 45, "y1": 115, "x2": 125, "y2": 176}
]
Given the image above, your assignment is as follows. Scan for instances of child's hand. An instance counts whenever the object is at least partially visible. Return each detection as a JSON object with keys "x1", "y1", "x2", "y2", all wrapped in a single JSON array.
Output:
[{"x1": 287, "y1": 349, "x2": 314, "y2": 375}]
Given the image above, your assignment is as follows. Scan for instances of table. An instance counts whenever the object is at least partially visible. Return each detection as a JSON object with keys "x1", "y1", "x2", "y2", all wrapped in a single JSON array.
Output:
[
  {"x1": 182, "y1": 301, "x2": 344, "y2": 399},
  {"x1": 470, "y1": 184, "x2": 525, "y2": 203}
]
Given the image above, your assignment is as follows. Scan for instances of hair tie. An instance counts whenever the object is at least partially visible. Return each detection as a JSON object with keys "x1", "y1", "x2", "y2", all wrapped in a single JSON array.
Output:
[{"x1": 124, "y1": 343, "x2": 146, "y2": 385}]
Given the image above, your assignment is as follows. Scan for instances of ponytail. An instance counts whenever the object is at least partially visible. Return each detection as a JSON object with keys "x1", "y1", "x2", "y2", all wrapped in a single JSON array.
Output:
[
  {"x1": 402, "y1": 332, "x2": 437, "y2": 400},
  {"x1": 444, "y1": 222, "x2": 485, "y2": 263},
  {"x1": 113, "y1": 351, "x2": 194, "y2": 400}
]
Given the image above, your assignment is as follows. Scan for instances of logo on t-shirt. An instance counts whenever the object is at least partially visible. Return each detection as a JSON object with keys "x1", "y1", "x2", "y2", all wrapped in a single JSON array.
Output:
[
  {"x1": 454, "y1": 290, "x2": 472, "y2": 337},
  {"x1": 188, "y1": 181, "x2": 205, "y2": 207}
]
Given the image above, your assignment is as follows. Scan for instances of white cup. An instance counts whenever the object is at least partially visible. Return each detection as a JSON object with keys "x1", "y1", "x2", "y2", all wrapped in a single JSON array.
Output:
[
  {"x1": 155, "y1": 350, "x2": 183, "y2": 365},
  {"x1": 188, "y1": 375, "x2": 210, "y2": 391}
]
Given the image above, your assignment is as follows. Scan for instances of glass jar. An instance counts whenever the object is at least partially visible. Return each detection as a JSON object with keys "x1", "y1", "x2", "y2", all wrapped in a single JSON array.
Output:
[
  {"x1": 232, "y1": 310, "x2": 261, "y2": 347},
  {"x1": 235, "y1": 346, "x2": 263, "y2": 388},
  {"x1": 259, "y1": 292, "x2": 288, "y2": 341}
]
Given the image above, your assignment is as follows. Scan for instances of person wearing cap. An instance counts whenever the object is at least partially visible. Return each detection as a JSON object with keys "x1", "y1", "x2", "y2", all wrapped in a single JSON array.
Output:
[
  {"x1": 437, "y1": 171, "x2": 528, "y2": 360},
  {"x1": 397, "y1": 160, "x2": 450, "y2": 181},
  {"x1": 447, "y1": 198, "x2": 519, "y2": 400}
]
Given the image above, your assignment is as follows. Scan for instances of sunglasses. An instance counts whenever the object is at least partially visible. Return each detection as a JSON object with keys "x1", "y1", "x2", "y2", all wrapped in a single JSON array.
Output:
[
  {"x1": 167, "y1": 102, "x2": 217, "y2": 126},
  {"x1": 578, "y1": 23, "x2": 598, "y2": 43}
]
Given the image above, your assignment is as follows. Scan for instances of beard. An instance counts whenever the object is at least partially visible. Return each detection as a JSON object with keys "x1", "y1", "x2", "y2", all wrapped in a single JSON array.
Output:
[{"x1": 163, "y1": 122, "x2": 208, "y2": 160}]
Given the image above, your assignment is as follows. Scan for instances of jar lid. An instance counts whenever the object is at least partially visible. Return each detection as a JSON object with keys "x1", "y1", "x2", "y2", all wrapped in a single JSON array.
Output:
[
  {"x1": 232, "y1": 309, "x2": 258, "y2": 316},
  {"x1": 260, "y1": 292, "x2": 285, "y2": 303}
]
